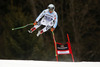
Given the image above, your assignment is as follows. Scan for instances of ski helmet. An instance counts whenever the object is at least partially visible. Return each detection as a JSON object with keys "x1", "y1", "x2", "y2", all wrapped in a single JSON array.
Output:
[{"x1": 48, "y1": 4, "x2": 55, "y2": 11}]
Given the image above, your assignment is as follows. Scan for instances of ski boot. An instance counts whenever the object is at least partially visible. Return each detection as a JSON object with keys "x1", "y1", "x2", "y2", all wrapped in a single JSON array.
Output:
[
  {"x1": 28, "y1": 27, "x2": 36, "y2": 33},
  {"x1": 37, "y1": 30, "x2": 43, "y2": 37}
]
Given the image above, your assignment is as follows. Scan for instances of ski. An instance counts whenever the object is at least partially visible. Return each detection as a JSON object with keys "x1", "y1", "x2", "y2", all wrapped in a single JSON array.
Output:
[{"x1": 12, "y1": 23, "x2": 33, "y2": 30}]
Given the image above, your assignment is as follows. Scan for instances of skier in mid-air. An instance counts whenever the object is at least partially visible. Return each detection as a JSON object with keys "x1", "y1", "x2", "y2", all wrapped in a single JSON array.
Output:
[{"x1": 28, "y1": 4, "x2": 58, "y2": 37}]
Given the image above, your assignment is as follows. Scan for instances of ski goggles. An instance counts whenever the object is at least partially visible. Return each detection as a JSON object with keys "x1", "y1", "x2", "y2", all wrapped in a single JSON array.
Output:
[{"x1": 48, "y1": 7, "x2": 54, "y2": 11}]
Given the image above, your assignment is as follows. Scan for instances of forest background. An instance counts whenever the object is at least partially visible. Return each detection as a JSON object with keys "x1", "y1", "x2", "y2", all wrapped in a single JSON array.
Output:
[{"x1": 0, "y1": 0, "x2": 100, "y2": 61}]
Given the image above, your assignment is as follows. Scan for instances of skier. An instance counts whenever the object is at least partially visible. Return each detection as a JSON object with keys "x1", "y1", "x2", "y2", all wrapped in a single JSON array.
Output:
[{"x1": 28, "y1": 4, "x2": 58, "y2": 37}]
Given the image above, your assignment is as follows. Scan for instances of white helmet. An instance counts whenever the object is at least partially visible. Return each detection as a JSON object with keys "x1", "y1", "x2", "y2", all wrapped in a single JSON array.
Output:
[{"x1": 48, "y1": 4, "x2": 55, "y2": 11}]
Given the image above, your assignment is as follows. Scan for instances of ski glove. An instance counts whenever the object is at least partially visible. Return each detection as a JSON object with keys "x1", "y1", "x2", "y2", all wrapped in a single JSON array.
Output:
[
  {"x1": 33, "y1": 21, "x2": 37, "y2": 25},
  {"x1": 51, "y1": 28, "x2": 55, "y2": 32}
]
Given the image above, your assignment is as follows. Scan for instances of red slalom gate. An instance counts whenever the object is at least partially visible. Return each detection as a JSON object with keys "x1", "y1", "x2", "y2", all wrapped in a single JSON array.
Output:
[
  {"x1": 52, "y1": 32, "x2": 74, "y2": 62},
  {"x1": 52, "y1": 31, "x2": 58, "y2": 61},
  {"x1": 67, "y1": 34, "x2": 74, "y2": 62}
]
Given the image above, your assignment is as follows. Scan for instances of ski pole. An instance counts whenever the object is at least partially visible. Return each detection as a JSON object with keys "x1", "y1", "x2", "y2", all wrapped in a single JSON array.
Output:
[
  {"x1": 52, "y1": 31, "x2": 58, "y2": 61},
  {"x1": 12, "y1": 23, "x2": 33, "y2": 30}
]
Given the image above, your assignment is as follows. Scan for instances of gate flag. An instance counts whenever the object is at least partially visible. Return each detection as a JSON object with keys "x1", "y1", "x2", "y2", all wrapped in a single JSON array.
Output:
[
  {"x1": 52, "y1": 31, "x2": 74, "y2": 62},
  {"x1": 56, "y1": 34, "x2": 74, "y2": 62},
  {"x1": 56, "y1": 42, "x2": 71, "y2": 55}
]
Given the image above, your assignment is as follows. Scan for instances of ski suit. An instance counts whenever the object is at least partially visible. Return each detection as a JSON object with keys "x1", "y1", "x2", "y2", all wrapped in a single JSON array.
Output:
[{"x1": 32, "y1": 9, "x2": 58, "y2": 34}]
